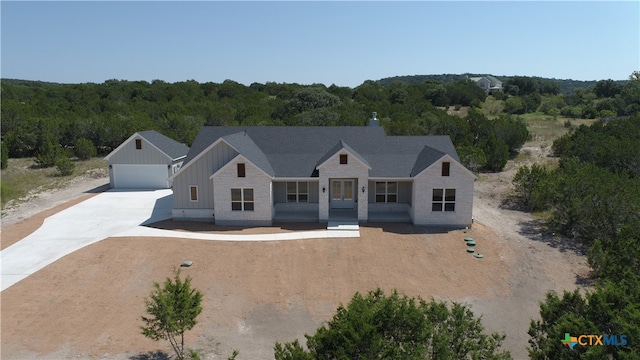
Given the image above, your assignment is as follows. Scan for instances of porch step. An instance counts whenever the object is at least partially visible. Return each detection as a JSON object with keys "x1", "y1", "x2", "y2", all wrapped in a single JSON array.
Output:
[{"x1": 327, "y1": 221, "x2": 360, "y2": 231}]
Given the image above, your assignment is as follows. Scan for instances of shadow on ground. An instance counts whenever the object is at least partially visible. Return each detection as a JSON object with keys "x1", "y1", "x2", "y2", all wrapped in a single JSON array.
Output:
[
  {"x1": 145, "y1": 219, "x2": 327, "y2": 233},
  {"x1": 141, "y1": 194, "x2": 173, "y2": 226},
  {"x1": 129, "y1": 350, "x2": 171, "y2": 360},
  {"x1": 362, "y1": 222, "x2": 461, "y2": 235},
  {"x1": 518, "y1": 218, "x2": 588, "y2": 256},
  {"x1": 144, "y1": 219, "x2": 465, "y2": 236},
  {"x1": 84, "y1": 183, "x2": 111, "y2": 194}
]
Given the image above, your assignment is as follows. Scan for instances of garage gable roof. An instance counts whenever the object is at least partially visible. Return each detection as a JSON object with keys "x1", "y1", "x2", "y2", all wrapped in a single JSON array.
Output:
[
  {"x1": 137, "y1": 131, "x2": 190, "y2": 161},
  {"x1": 105, "y1": 130, "x2": 189, "y2": 161}
]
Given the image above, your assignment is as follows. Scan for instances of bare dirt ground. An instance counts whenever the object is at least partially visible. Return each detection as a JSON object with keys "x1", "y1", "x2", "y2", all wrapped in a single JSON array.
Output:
[{"x1": 0, "y1": 148, "x2": 589, "y2": 359}]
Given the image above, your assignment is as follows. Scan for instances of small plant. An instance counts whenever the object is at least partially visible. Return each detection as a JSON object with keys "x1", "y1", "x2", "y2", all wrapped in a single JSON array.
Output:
[
  {"x1": 55, "y1": 156, "x2": 75, "y2": 176},
  {"x1": 141, "y1": 269, "x2": 203, "y2": 360}
]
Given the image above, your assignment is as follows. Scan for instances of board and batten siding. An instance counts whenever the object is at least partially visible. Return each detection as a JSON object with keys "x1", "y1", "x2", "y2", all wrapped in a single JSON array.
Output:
[
  {"x1": 108, "y1": 137, "x2": 171, "y2": 165},
  {"x1": 412, "y1": 157, "x2": 475, "y2": 227},
  {"x1": 172, "y1": 141, "x2": 238, "y2": 219},
  {"x1": 108, "y1": 136, "x2": 173, "y2": 187}
]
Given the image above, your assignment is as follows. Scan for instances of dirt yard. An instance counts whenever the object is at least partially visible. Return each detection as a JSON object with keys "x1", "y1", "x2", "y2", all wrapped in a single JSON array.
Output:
[{"x1": 0, "y1": 149, "x2": 589, "y2": 359}]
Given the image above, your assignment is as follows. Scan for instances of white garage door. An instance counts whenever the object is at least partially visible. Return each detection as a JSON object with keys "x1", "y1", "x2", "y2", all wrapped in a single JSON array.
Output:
[{"x1": 112, "y1": 164, "x2": 169, "y2": 189}]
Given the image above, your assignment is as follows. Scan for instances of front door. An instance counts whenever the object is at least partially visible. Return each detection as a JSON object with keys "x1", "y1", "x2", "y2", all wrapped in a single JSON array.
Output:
[{"x1": 331, "y1": 179, "x2": 354, "y2": 209}]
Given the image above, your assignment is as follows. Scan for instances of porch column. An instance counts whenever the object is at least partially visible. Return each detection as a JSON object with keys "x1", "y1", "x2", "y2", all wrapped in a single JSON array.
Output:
[
  {"x1": 319, "y1": 178, "x2": 329, "y2": 222},
  {"x1": 358, "y1": 176, "x2": 368, "y2": 222}
]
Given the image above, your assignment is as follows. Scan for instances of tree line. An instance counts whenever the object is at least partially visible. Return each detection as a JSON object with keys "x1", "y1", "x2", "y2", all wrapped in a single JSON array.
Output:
[
  {"x1": 502, "y1": 74, "x2": 639, "y2": 119},
  {"x1": 1, "y1": 77, "x2": 528, "y2": 173},
  {"x1": 512, "y1": 114, "x2": 640, "y2": 358},
  {"x1": 377, "y1": 73, "x2": 621, "y2": 95}
]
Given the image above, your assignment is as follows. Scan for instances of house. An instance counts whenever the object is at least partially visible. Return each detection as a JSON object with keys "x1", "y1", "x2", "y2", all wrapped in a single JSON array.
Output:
[
  {"x1": 170, "y1": 114, "x2": 476, "y2": 227},
  {"x1": 105, "y1": 130, "x2": 189, "y2": 189},
  {"x1": 469, "y1": 76, "x2": 503, "y2": 94}
]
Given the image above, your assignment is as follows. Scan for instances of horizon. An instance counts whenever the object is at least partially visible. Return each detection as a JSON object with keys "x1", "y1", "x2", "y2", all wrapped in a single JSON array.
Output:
[
  {"x1": 2, "y1": 2, "x2": 638, "y2": 87},
  {"x1": 0, "y1": 72, "x2": 626, "y2": 88}
]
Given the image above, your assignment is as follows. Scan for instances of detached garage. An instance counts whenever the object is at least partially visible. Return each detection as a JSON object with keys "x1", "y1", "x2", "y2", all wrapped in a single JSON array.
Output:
[{"x1": 105, "y1": 130, "x2": 189, "y2": 189}]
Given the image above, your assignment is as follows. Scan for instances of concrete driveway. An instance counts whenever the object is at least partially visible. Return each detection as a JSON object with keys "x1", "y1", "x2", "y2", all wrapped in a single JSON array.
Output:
[{"x1": 1, "y1": 189, "x2": 172, "y2": 292}]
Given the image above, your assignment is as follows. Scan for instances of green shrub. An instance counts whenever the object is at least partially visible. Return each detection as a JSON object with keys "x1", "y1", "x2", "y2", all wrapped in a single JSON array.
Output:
[
  {"x1": 74, "y1": 137, "x2": 97, "y2": 160},
  {"x1": 55, "y1": 156, "x2": 75, "y2": 176},
  {"x1": 35, "y1": 134, "x2": 61, "y2": 168}
]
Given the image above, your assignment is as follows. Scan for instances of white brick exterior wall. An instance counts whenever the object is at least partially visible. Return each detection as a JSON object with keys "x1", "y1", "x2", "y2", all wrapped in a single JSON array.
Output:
[
  {"x1": 211, "y1": 155, "x2": 273, "y2": 226},
  {"x1": 412, "y1": 156, "x2": 475, "y2": 227},
  {"x1": 317, "y1": 151, "x2": 369, "y2": 222}
]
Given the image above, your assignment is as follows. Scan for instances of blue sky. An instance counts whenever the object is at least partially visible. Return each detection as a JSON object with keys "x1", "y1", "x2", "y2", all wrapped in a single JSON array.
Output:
[{"x1": 2, "y1": 1, "x2": 638, "y2": 87}]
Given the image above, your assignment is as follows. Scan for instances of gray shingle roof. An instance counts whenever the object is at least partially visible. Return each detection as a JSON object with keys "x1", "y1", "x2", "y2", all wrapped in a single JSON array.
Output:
[
  {"x1": 183, "y1": 126, "x2": 460, "y2": 178},
  {"x1": 410, "y1": 146, "x2": 447, "y2": 177},
  {"x1": 138, "y1": 130, "x2": 189, "y2": 160},
  {"x1": 221, "y1": 132, "x2": 275, "y2": 176},
  {"x1": 315, "y1": 140, "x2": 371, "y2": 169}
]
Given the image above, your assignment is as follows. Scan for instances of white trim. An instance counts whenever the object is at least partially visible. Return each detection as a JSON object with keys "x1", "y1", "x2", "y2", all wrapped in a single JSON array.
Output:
[
  {"x1": 286, "y1": 181, "x2": 309, "y2": 203},
  {"x1": 315, "y1": 148, "x2": 372, "y2": 170},
  {"x1": 189, "y1": 185, "x2": 198, "y2": 202},
  {"x1": 231, "y1": 187, "x2": 255, "y2": 211},
  {"x1": 412, "y1": 154, "x2": 478, "y2": 180},
  {"x1": 374, "y1": 181, "x2": 398, "y2": 203},
  {"x1": 273, "y1": 177, "x2": 320, "y2": 182},
  {"x1": 104, "y1": 132, "x2": 174, "y2": 162},
  {"x1": 111, "y1": 164, "x2": 169, "y2": 189},
  {"x1": 431, "y1": 188, "x2": 456, "y2": 212},
  {"x1": 209, "y1": 154, "x2": 274, "y2": 180},
  {"x1": 368, "y1": 177, "x2": 414, "y2": 181}
]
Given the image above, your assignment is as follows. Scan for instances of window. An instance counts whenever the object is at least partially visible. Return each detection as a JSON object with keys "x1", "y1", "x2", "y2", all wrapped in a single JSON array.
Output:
[
  {"x1": 432, "y1": 188, "x2": 455, "y2": 212},
  {"x1": 189, "y1": 186, "x2": 198, "y2": 201},
  {"x1": 442, "y1": 162, "x2": 450, "y2": 176},
  {"x1": 286, "y1": 182, "x2": 308, "y2": 203},
  {"x1": 340, "y1": 154, "x2": 348, "y2": 164},
  {"x1": 237, "y1": 163, "x2": 246, "y2": 177},
  {"x1": 135, "y1": 139, "x2": 142, "y2": 150},
  {"x1": 231, "y1": 188, "x2": 254, "y2": 211},
  {"x1": 375, "y1": 182, "x2": 397, "y2": 203}
]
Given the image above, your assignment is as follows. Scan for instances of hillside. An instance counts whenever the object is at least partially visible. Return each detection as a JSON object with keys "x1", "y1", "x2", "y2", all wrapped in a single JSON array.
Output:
[{"x1": 376, "y1": 73, "x2": 627, "y2": 94}]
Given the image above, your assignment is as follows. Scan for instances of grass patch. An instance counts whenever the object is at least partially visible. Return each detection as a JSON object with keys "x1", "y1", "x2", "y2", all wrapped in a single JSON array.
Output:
[
  {"x1": 0, "y1": 157, "x2": 107, "y2": 208},
  {"x1": 517, "y1": 113, "x2": 600, "y2": 152},
  {"x1": 482, "y1": 96, "x2": 504, "y2": 118}
]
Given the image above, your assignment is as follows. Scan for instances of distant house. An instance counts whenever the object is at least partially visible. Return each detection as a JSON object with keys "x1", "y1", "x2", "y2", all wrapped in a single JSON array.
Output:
[
  {"x1": 105, "y1": 130, "x2": 189, "y2": 189},
  {"x1": 469, "y1": 76, "x2": 503, "y2": 94},
  {"x1": 169, "y1": 114, "x2": 476, "y2": 227}
]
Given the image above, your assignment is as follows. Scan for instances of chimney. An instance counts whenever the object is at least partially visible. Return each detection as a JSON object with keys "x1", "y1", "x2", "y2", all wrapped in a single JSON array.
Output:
[{"x1": 368, "y1": 112, "x2": 380, "y2": 127}]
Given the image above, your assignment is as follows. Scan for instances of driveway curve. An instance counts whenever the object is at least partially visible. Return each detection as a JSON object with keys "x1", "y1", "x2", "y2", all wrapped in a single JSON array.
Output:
[
  {"x1": 1, "y1": 189, "x2": 173, "y2": 291},
  {"x1": 1, "y1": 189, "x2": 360, "y2": 292}
]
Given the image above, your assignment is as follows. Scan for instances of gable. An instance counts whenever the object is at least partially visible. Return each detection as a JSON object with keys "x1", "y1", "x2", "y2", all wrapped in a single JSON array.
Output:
[
  {"x1": 170, "y1": 137, "x2": 238, "y2": 182},
  {"x1": 104, "y1": 133, "x2": 172, "y2": 165},
  {"x1": 412, "y1": 153, "x2": 477, "y2": 180},
  {"x1": 182, "y1": 126, "x2": 470, "y2": 179},
  {"x1": 315, "y1": 140, "x2": 371, "y2": 170},
  {"x1": 105, "y1": 130, "x2": 189, "y2": 164},
  {"x1": 210, "y1": 154, "x2": 274, "y2": 180}
]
